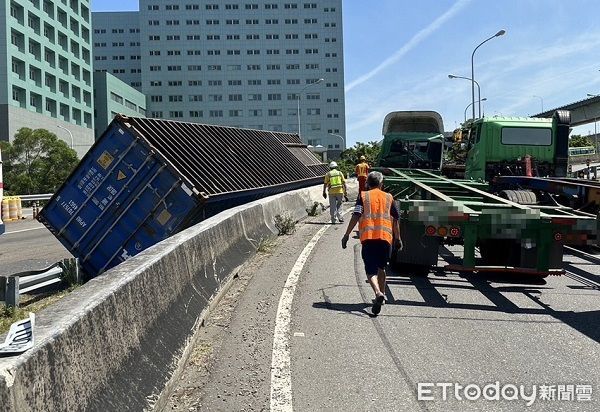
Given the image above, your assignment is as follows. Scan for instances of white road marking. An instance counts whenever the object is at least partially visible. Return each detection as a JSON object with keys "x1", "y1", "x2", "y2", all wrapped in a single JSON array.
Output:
[
  {"x1": 270, "y1": 208, "x2": 352, "y2": 411},
  {"x1": 270, "y1": 224, "x2": 330, "y2": 411},
  {"x1": 293, "y1": 332, "x2": 305, "y2": 337},
  {"x1": 4, "y1": 226, "x2": 45, "y2": 235}
]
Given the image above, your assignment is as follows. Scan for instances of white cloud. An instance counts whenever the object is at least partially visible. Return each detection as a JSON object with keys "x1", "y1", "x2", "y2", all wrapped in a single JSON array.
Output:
[{"x1": 344, "y1": 0, "x2": 473, "y2": 93}]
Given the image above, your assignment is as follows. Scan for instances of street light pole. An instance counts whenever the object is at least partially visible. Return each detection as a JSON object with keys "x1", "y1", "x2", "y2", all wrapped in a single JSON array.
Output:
[
  {"x1": 471, "y1": 30, "x2": 506, "y2": 121},
  {"x1": 297, "y1": 78, "x2": 324, "y2": 141},
  {"x1": 464, "y1": 98, "x2": 487, "y2": 122},
  {"x1": 448, "y1": 74, "x2": 481, "y2": 117},
  {"x1": 532, "y1": 95, "x2": 544, "y2": 112},
  {"x1": 328, "y1": 133, "x2": 345, "y2": 150},
  {"x1": 56, "y1": 125, "x2": 73, "y2": 149}
]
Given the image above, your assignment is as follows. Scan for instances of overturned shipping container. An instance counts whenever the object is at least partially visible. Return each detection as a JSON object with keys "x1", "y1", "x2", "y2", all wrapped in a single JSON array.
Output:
[{"x1": 38, "y1": 115, "x2": 326, "y2": 277}]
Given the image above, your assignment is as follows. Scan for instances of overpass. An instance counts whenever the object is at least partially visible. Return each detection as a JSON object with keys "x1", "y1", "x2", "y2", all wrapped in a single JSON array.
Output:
[{"x1": 533, "y1": 95, "x2": 600, "y2": 127}]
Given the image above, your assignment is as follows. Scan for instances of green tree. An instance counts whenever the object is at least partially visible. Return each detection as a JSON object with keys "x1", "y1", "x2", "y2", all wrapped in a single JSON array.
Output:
[
  {"x1": 569, "y1": 134, "x2": 593, "y2": 147},
  {"x1": 0, "y1": 128, "x2": 78, "y2": 194},
  {"x1": 337, "y1": 141, "x2": 381, "y2": 176}
]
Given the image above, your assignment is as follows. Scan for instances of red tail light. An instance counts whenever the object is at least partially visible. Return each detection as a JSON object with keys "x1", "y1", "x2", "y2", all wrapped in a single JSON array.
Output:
[
  {"x1": 449, "y1": 227, "x2": 461, "y2": 237},
  {"x1": 425, "y1": 225, "x2": 436, "y2": 236},
  {"x1": 554, "y1": 232, "x2": 563, "y2": 241},
  {"x1": 437, "y1": 226, "x2": 448, "y2": 237}
]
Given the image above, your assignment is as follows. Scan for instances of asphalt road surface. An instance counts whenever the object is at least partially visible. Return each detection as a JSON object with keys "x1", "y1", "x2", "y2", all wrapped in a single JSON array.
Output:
[
  {"x1": 167, "y1": 204, "x2": 600, "y2": 412},
  {"x1": 0, "y1": 217, "x2": 72, "y2": 276}
]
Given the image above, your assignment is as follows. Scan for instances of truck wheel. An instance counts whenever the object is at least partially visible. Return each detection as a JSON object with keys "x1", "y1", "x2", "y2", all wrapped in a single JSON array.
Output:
[{"x1": 499, "y1": 189, "x2": 537, "y2": 205}]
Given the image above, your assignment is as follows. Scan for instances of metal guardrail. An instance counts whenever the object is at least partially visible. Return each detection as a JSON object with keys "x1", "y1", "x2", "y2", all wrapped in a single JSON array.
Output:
[
  {"x1": 15, "y1": 194, "x2": 53, "y2": 202},
  {"x1": 0, "y1": 258, "x2": 79, "y2": 307}
]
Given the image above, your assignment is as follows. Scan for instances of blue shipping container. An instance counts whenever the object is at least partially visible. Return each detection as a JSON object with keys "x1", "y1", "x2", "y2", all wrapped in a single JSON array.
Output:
[
  {"x1": 39, "y1": 115, "x2": 326, "y2": 277},
  {"x1": 38, "y1": 122, "x2": 201, "y2": 277}
]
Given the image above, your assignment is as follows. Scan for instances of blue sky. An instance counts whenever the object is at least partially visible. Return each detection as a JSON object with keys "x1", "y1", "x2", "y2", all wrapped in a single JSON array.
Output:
[{"x1": 91, "y1": 0, "x2": 600, "y2": 145}]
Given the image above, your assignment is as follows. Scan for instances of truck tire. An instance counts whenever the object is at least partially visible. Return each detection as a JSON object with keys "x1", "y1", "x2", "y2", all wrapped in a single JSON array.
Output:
[{"x1": 499, "y1": 189, "x2": 537, "y2": 205}]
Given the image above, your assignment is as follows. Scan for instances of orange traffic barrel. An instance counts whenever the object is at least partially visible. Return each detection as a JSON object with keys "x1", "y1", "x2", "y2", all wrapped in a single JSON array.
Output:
[
  {"x1": 16, "y1": 196, "x2": 23, "y2": 219},
  {"x1": 1, "y1": 198, "x2": 9, "y2": 221},
  {"x1": 8, "y1": 197, "x2": 18, "y2": 220}
]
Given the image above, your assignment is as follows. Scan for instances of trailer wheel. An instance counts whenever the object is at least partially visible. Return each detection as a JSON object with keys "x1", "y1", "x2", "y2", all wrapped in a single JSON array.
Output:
[{"x1": 499, "y1": 190, "x2": 537, "y2": 205}]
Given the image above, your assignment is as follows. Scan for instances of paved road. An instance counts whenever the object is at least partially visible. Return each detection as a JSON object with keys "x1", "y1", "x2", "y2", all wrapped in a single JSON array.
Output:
[
  {"x1": 0, "y1": 217, "x2": 72, "y2": 276},
  {"x1": 168, "y1": 206, "x2": 600, "y2": 411}
]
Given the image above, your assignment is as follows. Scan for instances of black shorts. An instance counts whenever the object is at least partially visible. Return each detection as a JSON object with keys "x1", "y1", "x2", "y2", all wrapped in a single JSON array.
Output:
[{"x1": 361, "y1": 240, "x2": 391, "y2": 276}]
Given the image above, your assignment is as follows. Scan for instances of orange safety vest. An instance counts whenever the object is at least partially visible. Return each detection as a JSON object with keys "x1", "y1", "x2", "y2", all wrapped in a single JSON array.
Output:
[
  {"x1": 356, "y1": 162, "x2": 369, "y2": 177},
  {"x1": 359, "y1": 189, "x2": 394, "y2": 245}
]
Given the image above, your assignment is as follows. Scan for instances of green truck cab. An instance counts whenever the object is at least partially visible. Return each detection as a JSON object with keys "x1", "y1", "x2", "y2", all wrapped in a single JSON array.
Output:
[
  {"x1": 376, "y1": 111, "x2": 445, "y2": 170},
  {"x1": 462, "y1": 111, "x2": 570, "y2": 181}
]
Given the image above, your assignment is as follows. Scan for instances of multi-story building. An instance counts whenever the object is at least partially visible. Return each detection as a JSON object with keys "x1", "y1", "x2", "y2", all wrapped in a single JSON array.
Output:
[
  {"x1": 91, "y1": 1, "x2": 345, "y2": 151},
  {"x1": 93, "y1": 72, "x2": 146, "y2": 138},
  {"x1": 1, "y1": 0, "x2": 95, "y2": 158}
]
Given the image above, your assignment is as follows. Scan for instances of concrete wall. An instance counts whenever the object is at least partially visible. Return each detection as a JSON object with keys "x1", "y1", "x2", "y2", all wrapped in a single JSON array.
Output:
[{"x1": 0, "y1": 184, "x2": 326, "y2": 411}]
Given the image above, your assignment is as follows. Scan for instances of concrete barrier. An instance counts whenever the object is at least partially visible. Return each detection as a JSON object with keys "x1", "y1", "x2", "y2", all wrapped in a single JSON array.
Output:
[{"x1": 0, "y1": 184, "x2": 328, "y2": 411}]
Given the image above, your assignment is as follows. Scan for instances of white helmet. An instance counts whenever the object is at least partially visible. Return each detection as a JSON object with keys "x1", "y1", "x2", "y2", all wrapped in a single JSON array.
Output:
[{"x1": 329, "y1": 161, "x2": 338, "y2": 168}]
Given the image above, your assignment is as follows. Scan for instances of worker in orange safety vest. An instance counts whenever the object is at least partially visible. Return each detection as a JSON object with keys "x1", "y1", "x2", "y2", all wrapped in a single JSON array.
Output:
[
  {"x1": 355, "y1": 155, "x2": 370, "y2": 196},
  {"x1": 341, "y1": 171, "x2": 402, "y2": 316}
]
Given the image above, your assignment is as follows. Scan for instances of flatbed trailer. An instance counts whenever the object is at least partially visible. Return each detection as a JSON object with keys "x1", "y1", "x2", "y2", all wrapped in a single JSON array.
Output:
[
  {"x1": 493, "y1": 175, "x2": 600, "y2": 214},
  {"x1": 380, "y1": 168, "x2": 598, "y2": 277}
]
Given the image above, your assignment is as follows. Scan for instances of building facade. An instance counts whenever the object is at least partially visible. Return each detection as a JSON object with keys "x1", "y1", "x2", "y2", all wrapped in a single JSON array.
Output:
[
  {"x1": 1, "y1": 0, "x2": 95, "y2": 158},
  {"x1": 93, "y1": 72, "x2": 147, "y2": 138},
  {"x1": 92, "y1": 0, "x2": 345, "y2": 150}
]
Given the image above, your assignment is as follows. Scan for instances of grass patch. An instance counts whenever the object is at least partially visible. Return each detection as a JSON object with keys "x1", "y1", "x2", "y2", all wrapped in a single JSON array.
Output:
[
  {"x1": 0, "y1": 285, "x2": 79, "y2": 335},
  {"x1": 306, "y1": 201, "x2": 326, "y2": 217},
  {"x1": 256, "y1": 236, "x2": 277, "y2": 254},
  {"x1": 274, "y1": 213, "x2": 297, "y2": 235}
]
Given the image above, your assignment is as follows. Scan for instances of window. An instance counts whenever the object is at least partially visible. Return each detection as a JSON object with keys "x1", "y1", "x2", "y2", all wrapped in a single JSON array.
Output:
[
  {"x1": 169, "y1": 111, "x2": 183, "y2": 118},
  {"x1": 227, "y1": 49, "x2": 241, "y2": 55},
  {"x1": 247, "y1": 64, "x2": 261, "y2": 70},
  {"x1": 208, "y1": 80, "x2": 222, "y2": 86},
  {"x1": 189, "y1": 110, "x2": 203, "y2": 117},
  {"x1": 209, "y1": 110, "x2": 223, "y2": 117},
  {"x1": 226, "y1": 34, "x2": 240, "y2": 40},
  {"x1": 284, "y1": 3, "x2": 298, "y2": 9},
  {"x1": 246, "y1": 34, "x2": 259, "y2": 40},
  {"x1": 225, "y1": 4, "x2": 239, "y2": 9},
  {"x1": 249, "y1": 109, "x2": 262, "y2": 116},
  {"x1": 267, "y1": 64, "x2": 281, "y2": 70},
  {"x1": 189, "y1": 95, "x2": 203, "y2": 102},
  {"x1": 245, "y1": 4, "x2": 259, "y2": 9},
  {"x1": 266, "y1": 49, "x2": 279, "y2": 55},
  {"x1": 246, "y1": 19, "x2": 259, "y2": 24},
  {"x1": 166, "y1": 5, "x2": 180, "y2": 10},
  {"x1": 206, "y1": 4, "x2": 219, "y2": 9},
  {"x1": 150, "y1": 65, "x2": 161, "y2": 71},
  {"x1": 206, "y1": 34, "x2": 220, "y2": 40},
  {"x1": 229, "y1": 80, "x2": 242, "y2": 85},
  {"x1": 501, "y1": 128, "x2": 552, "y2": 146},
  {"x1": 226, "y1": 19, "x2": 239, "y2": 24},
  {"x1": 268, "y1": 94, "x2": 281, "y2": 101},
  {"x1": 307, "y1": 109, "x2": 321, "y2": 115},
  {"x1": 247, "y1": 49, "x2": 260, "y2": 55},
  {"x1": 266, "y1": 34, "x2": 279, "y2": 39},
  {"x1": 268, "y1": 109, "x2": 282, "y2": 116},
  {"x1": 285, "y1": 19, "x2": 298, "y2": 24},
  {"x1": 229, "y1": 110, "x2": 242, "y2": 117},
  {"x1": 186, "y1": 4, "x2": 200, "y2": 10},
  {"x1": 229, "y1": 94, "x2": 242, "y2": 101},
  {"x1": 150, "y1": 81, "x2": 162, "y2": 86},
  {"x1": 150, "y1": 95, "x2": 162, "y2": 102},
  {"x1": 286, "y1": 64, "x2": 300, "y2": 70},
  {"x1": 207, "y1": 50, "x2": 221, "y2": 55},
  {"x1": 287, "y1": 79, "x2": 300, "y2": 85},
  {"x1": 248, "y1": 94, "x2": 262, "y2": 101},
  {"x1": 110, "y1": 92, "x2": 123, "y2": 104},
  {"x1": 167, "y1": 65, "x2": 182, "y2": 71},
  {"x1": 151, "y1": 111, "x2": 163, "y2": 118},
  {"x1": 265, "y1": 19, "x2": 278, "y2": 24},
  {"x1": 209, "y1": 94, "x2": 223, "y2": 102},
  {"x1": 267, "y1": 79, "x2": 281, "y2": 85},
  {"x1": 166, "y1": 35, "x2": 180, "y2": 41},
  {"x1": 189, "y1": 80, "x2": 202, "y2": 86},
  {"x1": 168, "y1": 81, "x2": 182, "y2": 86},
  {"x1": 167, "y1": 50, "x2": 181, "y2": 56},
  {"x1": 208, "y1": 65, "x2": 221, "y2": 71}
]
